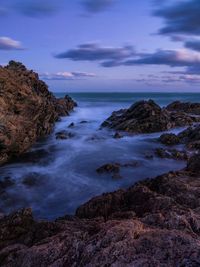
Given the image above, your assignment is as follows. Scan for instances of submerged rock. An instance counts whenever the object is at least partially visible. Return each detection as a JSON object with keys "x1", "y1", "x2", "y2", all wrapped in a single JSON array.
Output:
[
  {"x1": 159, "y1": 125, "x2": 200, "y2": 151},
  {"x1": 0, "y1": 61, "x2": 76, "y2": 165},
  {"x1": 102, "y1": 100, "x2": 200, "y2": 134},
  {"x1": 113, "y1": 132, "x2": 123, "y2": 139},
  {"x1": 55, "y1": 131, "x2": 75, "y2": 140},
  {"x1": 96, "y1": 163, "x2": 120, "y2": 174},
  {"x1": 155, "y1": 148, "x2": 188, "y2": 161}
]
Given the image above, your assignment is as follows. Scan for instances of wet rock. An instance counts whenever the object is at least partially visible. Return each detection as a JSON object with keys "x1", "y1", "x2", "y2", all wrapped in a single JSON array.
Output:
[
  {"x1": 166, "y1": 101, "x2": 200, "y2": 115},
  {"x1": 68, "y1": 122, "x2": 75, "y2": 128},
  {"x1": 155, "y1": 148, "x2": 188, "y2": 160},
  {"x1": 113, "y1": 132, "x2": 123, "y2": 139},
  {"x1": 55, "y1": 131, "x2": 75, "y2": 140},
  {"x1": 159, "y1": 133, "x2": 180, "y2": 146},
  {"x1": 186, "y1": 153, "x2": 200, "y2": 174},
  {"x1": 0, "y1": 177, "x2": 15, "y2": 192},
  {"x1": 0, "y1": 61, "x2": 76, "y2": 165},
  {"x1": 22, "y1": 173, "x2": 47, "y2": 187},
  {"x1": 102, "y1": 100, "x2": 199, "y2": 134},
  {"x1": 96, "y1": 163, "x2": 120, "y2": 174},
  {"x1": 144, "y1": 152, "x2": 154, "y2": 159},
  {"x1": 1, "y1": 163, "x2": 200, "y2": 266}
]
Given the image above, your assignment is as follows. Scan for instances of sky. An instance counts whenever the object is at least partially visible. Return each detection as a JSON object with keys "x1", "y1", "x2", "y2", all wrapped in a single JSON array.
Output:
[{"x1": 1, "y1": 0, "x2": 200, "y2": 92}]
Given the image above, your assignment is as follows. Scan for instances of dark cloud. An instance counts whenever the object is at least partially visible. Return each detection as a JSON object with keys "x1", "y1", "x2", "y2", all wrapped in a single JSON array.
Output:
[
  {"x1": 0, "y1": 36, "x2": 24, "y2": 50},
  {"x1": 14, "y1": 0, "x2": 59, "y2": 17},
  {"x1": 124, "y1": 49, "x2": 200, "y2": 68},
  {"x1": 55, "y1": 43, "x2": 135, "y2": 66},
  {"x1": 185, "y1": 39, "x2": 200, "y2": 52},
  {"x1": 154, "y1": 0, "x2": 200, "y2": 36},
  {"x1": 136, "y1": 73, "x2": 200, "y2": 85},
  {"x1": 81, "y1": 0, "x2": 114, "y2": 13},
  {"x1": 40, "y1": 71, "x2": 96, "y2": 80}
]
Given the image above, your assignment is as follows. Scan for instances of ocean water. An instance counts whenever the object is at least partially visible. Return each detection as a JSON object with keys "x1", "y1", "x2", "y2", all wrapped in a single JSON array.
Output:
[{"x1": 0, "y1": 92, "x2": 200, "y2": 220}]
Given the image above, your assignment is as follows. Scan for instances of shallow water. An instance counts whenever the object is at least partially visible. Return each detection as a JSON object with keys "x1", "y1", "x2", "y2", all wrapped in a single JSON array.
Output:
[{"x1": 0, "y1": 92, "x2": 200, "y2": 220}]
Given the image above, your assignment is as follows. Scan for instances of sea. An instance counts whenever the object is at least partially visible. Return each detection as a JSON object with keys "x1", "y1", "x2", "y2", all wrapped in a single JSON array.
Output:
[{"x1": 0, "y1": 92, "x2": 200, "y2": 220}]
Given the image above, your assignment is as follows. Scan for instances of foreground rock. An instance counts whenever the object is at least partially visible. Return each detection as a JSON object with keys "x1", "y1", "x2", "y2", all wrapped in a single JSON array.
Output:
[
  {"x1": 0, "y1": 61, "x2": 76, "y2": 165},
  {"x1": 1, "y1": 155, "x2": 200, "y2": 266},
  {"x1": 102, "y1": 100, "x2": 200, "y2": 133}
]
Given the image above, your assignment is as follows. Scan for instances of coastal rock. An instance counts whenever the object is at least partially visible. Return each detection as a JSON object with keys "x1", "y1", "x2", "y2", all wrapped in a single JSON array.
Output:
[
  {"x1": 55, "y1": 95, "x2": 77, "y2": 117},
  {"x1": 1, "y1": 156, "x2": 200, "y2": 266},
  {"x1": 113, "y1": 132, "x2": 123, "y2": 139},
  {"x1": 102, "y1": 100, "x2": 200, "y2": 133},
  {"x1": 166, "y1": 101, "x2": 200, "y2": 115},
  {"x1": 155, "y1": 148, "x2": 188, "y2": 160},
  {"x1": 159, "y1": 125, "x2": 200, "y2": 151},
  {"x1": 96, "y1": 163, "x2": 120, "y2": 174},
  {"x1": 0, "y1": 61, "x2": 76, "y2": 165},
  {"x1": 159, "y1": 133, "x2": 180, "y2": 145},
  {"x1": 55, "y1": 131, "x2": 75, "y2": 140}
]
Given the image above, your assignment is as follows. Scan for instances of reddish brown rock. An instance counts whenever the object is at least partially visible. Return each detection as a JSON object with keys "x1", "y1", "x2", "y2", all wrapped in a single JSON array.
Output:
[
  {"x1": 1, "y1": 155, "x2": 200, "y2": 266},
  {"x1": 102, "y1": 100, "x2": 200, "y2": 133},
  {"x1": 0, "y1": 61, "x2": 76, "y2": 165}
]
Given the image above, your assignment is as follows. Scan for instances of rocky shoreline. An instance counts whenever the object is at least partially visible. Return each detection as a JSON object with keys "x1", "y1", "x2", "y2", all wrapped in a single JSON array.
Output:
[
  {"x1": 0, "y1": 61, "x2": 76, "y2": 165},
  {"x1": 0, "y1": 63, "x2": 200, "y2": 266}
]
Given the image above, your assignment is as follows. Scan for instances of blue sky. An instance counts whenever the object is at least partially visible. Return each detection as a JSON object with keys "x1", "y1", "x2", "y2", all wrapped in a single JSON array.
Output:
[{"x1": 1, "y1": 0, "x2": 200, "y2": 92}]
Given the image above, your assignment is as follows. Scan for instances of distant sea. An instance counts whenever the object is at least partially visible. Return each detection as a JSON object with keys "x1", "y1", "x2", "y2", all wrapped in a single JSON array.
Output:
[
  {"x1": 0, "y1": 92, "x2": 199, "y2": 220},
  {"x1": 56, "y1": 92, "x2": 200, "y2": 107}
]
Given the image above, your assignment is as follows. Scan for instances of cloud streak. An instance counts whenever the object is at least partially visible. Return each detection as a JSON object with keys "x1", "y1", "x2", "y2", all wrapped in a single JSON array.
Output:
[
  {"x1": 55, "y1": 43, "x2": 135, "y2": 66},
  {"x1": 81, "y1": 0, "x2": 114, "y2": 13},
  {"x1": 14, "y1": 0, "x2": 59, "y2": 17},
  {"x1": 0, "y1": 37, "x2": 24, "y2": 50},
  {"x1": 40, "y1": 71, "x2": 96, "y2": 80}
]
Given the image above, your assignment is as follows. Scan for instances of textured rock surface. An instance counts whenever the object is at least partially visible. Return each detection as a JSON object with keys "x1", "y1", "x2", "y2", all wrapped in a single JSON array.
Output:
[
  {"x1": 102, "y1": 100, "x2": 200, "y2": 133},
  {"x1": 0, "y1": 61, "x2": 76, "y2": 165},
  {"x1": 166, "y1": 101, "x2": 200, "y2": 115},
  {"x1": 159, "y1": 125, "x2": 200, "y2": 151},
  {"x1": 1, "y1": 155, "x2": 200, "y2": 266}
]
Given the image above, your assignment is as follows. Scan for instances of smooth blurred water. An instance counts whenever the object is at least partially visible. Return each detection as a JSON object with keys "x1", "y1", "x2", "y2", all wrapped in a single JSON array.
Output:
[{"x1": 0, "y1": 92, "x2": 199, "y2": 220}]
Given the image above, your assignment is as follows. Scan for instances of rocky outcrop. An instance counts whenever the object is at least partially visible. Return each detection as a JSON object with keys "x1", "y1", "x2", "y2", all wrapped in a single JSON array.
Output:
[
  {"x1": 0, "y1": 155, "x2": 200, "y2": 266},
  {"x1": 159, "y1": 125, "x2": 200, "y2": 150},
  {"x1": 166, "y1": 101, "x2": 200, "y2": 115},
  {"x1": 0, "y1": 61, "x2": 76, "y2": 165},
  {"x1": 101, "y1": 100, "x2": 200, "y2": 133}
]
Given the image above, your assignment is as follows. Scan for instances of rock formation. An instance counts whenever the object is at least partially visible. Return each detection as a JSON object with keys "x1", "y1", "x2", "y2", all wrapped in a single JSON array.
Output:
[
  {"x1": 0, "y1": 155, "x2": 200, "y2": 266},
  {"x1": 0, "y1": 61, "x2": 76, "y2": 165},
  {"x1": 101, "y1": 100, "x2": 200, "y2": 133}
]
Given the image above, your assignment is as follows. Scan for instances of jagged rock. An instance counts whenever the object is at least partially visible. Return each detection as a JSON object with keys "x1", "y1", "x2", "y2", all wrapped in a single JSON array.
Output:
[
  {"x1": 159, "y1": 133, "x2": 180, "y2": 146},
  {"x1": 101, "y1": 100, "x2": 200, "y2": 134},
  {"x1": 0, "y1": 61, "x2": 76, "y2": 165},
  {"x1": 166, "y1": 101, "x2": 200, "y2": 115},
  {"x1": 55, "y1": 95, "x2": 77, "y2": 117},
  {"x1": 159, "y1": 125, "x2": 200, "y2": 152},
  {"x1": 1, "y1": 157, "x2": 200, "y2": 266},
  {"x1": 155, "y1": 148, "x2": 188, "y2": 160}
]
